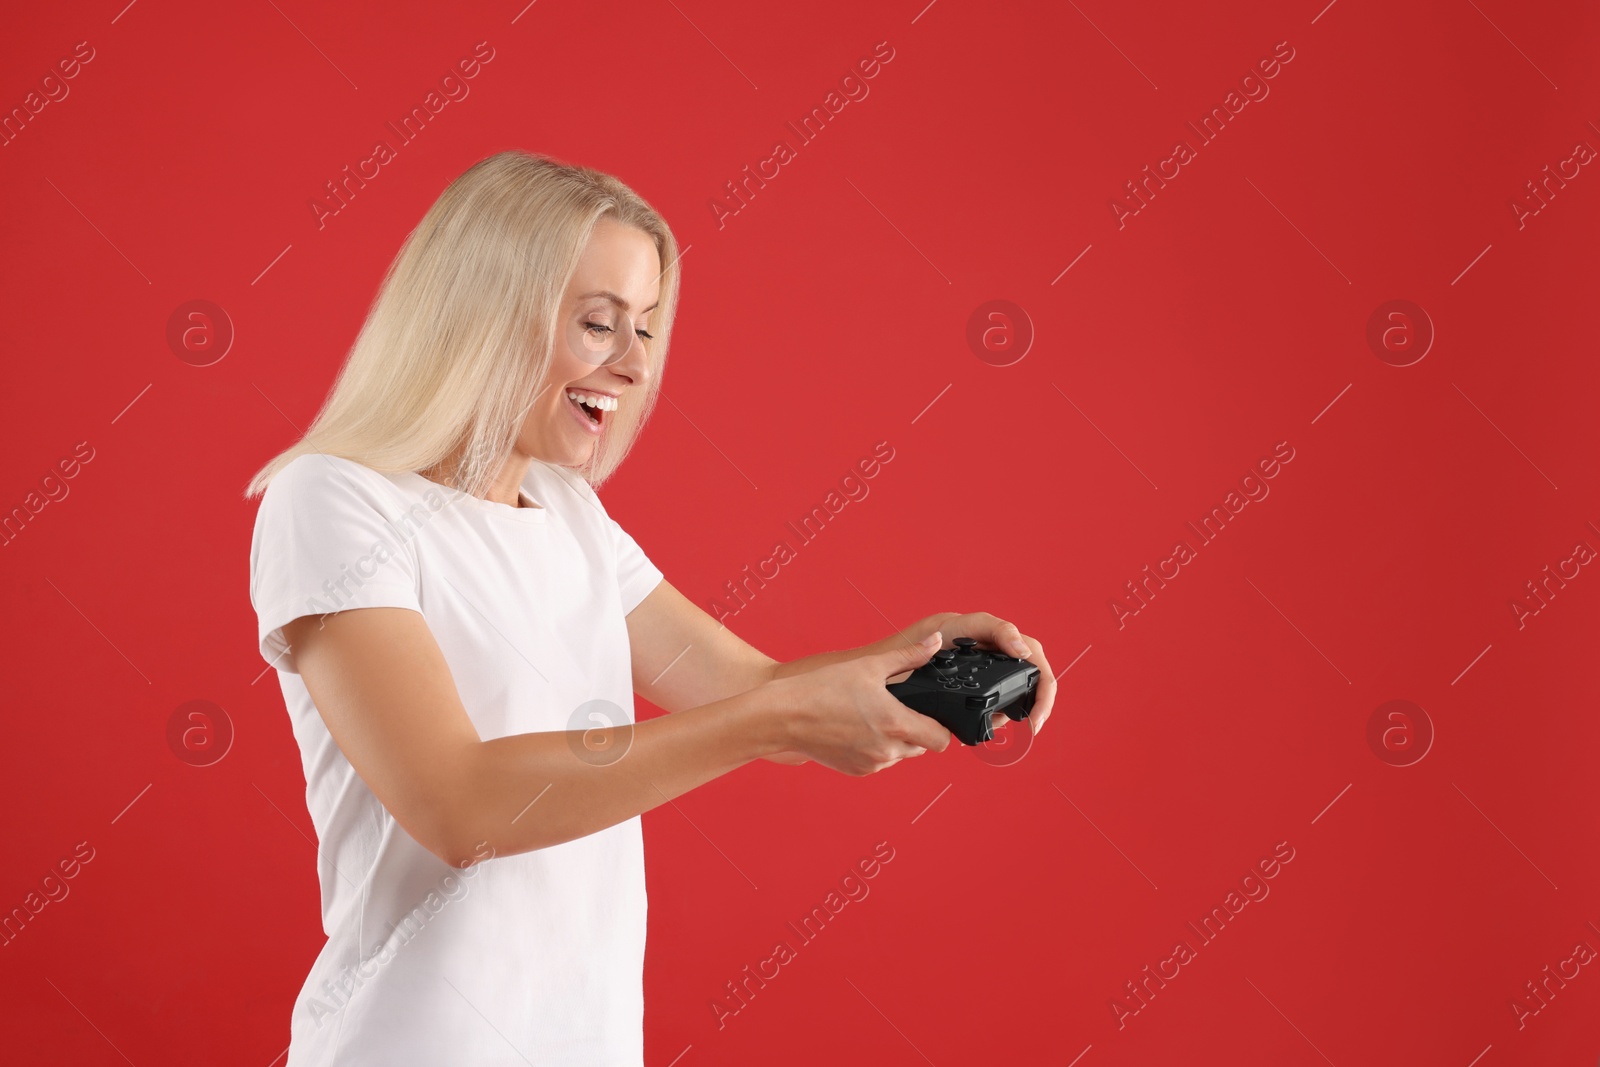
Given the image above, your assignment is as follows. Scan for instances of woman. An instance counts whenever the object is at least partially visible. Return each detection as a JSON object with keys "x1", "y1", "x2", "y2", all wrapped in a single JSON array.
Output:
[{"x1": 245, "y1": 150, "x2": 1056, "y2": 1065}]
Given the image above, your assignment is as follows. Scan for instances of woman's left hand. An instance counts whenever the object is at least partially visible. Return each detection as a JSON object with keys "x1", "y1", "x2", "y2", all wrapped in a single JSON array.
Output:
[{"x1": 889, "y1": 611, "x2": 1057, "y2": 736}]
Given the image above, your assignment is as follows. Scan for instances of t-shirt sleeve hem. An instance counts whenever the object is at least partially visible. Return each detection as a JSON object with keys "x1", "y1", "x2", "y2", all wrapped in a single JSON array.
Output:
[
  {"x1": 257, "y1": 582, "x2": 425, "y2": 675},
  {"x1": 618, "y1": 565, "x2": 664, "y2": 618}
]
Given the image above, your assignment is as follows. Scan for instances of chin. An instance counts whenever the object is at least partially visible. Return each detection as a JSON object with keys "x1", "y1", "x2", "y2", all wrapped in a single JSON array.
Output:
[{"x1": 554, "y1": 442, "x2": 598, "y2": 469}]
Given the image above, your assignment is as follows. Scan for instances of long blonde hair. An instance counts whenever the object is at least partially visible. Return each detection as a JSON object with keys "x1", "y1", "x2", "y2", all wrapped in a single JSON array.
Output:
[{"x1": 243, "y1": 150, "x2": 680, "y2": 499}]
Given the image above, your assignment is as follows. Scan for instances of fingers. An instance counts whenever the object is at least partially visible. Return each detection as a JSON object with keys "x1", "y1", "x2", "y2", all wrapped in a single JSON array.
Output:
[
  {"x1": 882, "y1": 630, "x2": 941, "y2": 677},
  {"x1": 941, "y1": 612, "x2": 1033, "y2": 659},
  {"x1": 934, "y1": 614, "x2": 1057, "y2": 735},
  {"x1": 867, "y1": 741, "x2": 930, "y2": 775},
  {"x1": 1014, "y1": 633, "x2": 1055, "y2": 734},
  {"x1": 874, "y1": 685, "x2": 953, "y2": 753},
  {"x1": 1000, "y1": 622, "x2": 1032, "y2": 659},
  {"x1": 899, "y1": 713, "x2": 953, "y2": 753},
  {"x1": 829, "y1": 711, "x2": 945, "y2": 774}
]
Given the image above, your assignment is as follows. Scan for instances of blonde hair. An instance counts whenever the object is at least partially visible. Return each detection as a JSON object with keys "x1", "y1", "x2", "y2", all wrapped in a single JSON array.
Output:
[{"x1": 243, "y1": 150, "x2": 680, "y2": 500}]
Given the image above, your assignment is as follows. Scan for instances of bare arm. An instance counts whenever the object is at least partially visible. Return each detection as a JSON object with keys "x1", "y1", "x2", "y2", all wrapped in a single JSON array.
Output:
[
  {"x1": 624, "y1": 582, "x2": 946, "y2": 711},
  {"x1": 627, "y1": 592, "x2": 1057, "y2": 736},
  {"x1": 625, "y1": 579, "x2": 779, "y2": 712},
  {"x1": 284, "y1": 607, "x2": 791, "y2": 869}
]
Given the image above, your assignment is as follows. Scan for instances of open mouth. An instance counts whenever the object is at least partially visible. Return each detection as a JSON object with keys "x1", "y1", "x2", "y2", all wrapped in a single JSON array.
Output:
[{"x1": 566, "y1": 389, "x2": 615, "y2": 428}]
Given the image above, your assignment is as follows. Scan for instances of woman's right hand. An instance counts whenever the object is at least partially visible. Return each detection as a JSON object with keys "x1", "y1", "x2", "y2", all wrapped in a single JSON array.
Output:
[{"x1": 764, "y1": 631, "x2": 953, "y2": 775}]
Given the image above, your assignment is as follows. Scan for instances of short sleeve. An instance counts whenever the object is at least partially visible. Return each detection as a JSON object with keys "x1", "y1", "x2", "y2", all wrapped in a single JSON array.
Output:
[
  {"x1": 609, "y1": 515, "x2": 663, "y2": 616},
  {"x1": 249, "y1": 454, "x2": 424, "y2": 674}
]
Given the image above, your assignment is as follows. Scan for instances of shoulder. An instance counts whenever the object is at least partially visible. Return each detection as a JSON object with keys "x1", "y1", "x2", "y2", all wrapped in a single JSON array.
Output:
[
  {"x1": 252, "y1": 454, "x2": 428, "y2": 551},
  {"x1": 261, "y1": 453, "x2": 407, "y2": 513},
  {"x1": 249, "y1": 454, "x2": 429, "y2": 584},
  {"x1": 264, "y1": 452, "x2": 381, "y2": 493}
]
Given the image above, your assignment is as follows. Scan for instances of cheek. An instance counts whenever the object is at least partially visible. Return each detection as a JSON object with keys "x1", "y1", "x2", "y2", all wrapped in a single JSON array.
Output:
[
  {"x1": 549, "y1": 345, "x2": 585, "y2": 380},
  {"x1": 543, "y1": 350, "x2": 597, "y2": 415},
  {"x1": 518, "y1": 393, "x2": 557, "y2": 441}
]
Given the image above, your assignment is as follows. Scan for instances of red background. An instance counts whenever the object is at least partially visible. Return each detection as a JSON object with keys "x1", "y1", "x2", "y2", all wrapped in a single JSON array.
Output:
[{"x1": 3, "y1": 0, "x2": 1598, "y2": 1064}]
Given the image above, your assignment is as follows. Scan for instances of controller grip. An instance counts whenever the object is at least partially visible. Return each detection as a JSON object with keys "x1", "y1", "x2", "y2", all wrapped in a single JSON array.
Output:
[{"x1": 886, "y1": 681, "x2": 994, "y2": 746}]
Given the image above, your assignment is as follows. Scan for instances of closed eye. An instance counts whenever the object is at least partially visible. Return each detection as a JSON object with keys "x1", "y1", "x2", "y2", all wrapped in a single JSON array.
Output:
[{"x1": 586, "y1": 324, "x2": 654, "y2": 340}]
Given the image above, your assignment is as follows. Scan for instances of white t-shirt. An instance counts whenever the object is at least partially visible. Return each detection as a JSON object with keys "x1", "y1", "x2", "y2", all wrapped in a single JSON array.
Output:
[{"x1": 249, "y1": 452, "x2": 664, "y2": 1067}]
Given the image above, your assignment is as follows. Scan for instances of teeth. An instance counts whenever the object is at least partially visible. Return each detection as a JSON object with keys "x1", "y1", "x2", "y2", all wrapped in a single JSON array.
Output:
[{"x1": 566, "y1": 390, "x2": 617, "y2": 412}]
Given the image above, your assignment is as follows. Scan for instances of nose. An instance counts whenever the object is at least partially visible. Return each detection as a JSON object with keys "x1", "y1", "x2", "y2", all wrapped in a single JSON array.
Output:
[{"x1": 610, "y1": 326, "x2": 652, "y2": 388}]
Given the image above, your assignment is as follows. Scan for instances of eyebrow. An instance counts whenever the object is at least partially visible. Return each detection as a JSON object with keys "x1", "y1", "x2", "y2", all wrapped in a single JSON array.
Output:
[{"x1": 578, "y1": 289, "x2": 659, "y2": 314}]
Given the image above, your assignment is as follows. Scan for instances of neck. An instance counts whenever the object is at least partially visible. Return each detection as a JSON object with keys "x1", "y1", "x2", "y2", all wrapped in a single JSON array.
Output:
[
  {"x1": 485, "y1": 454, "x2": 533, "y2": 507},
  {"x1": 421, "y1": 453, "x2": 534, "y2": 507}
]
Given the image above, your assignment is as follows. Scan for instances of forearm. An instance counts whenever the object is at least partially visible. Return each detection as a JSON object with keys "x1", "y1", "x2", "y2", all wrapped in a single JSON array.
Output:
[{"x1": 443, "y1": 681, "x2": 789, "y2": 865}]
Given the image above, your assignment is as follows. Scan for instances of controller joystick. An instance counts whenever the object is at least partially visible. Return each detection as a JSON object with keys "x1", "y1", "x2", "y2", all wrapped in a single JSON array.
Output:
[{"x1": 887, "y1": 637, "x2": 1041, "y2": 746}]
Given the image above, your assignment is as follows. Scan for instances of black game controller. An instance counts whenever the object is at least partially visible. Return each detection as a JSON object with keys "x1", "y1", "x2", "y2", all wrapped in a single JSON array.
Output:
[{"x1": 887, "y1": 637, "x2": 1041, "y2": 745}]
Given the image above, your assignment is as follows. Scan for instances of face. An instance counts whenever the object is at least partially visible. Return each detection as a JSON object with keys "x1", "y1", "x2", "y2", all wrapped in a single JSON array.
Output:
[{"x1": 517, "y1": 216, "x2": 660, "y2": 468}]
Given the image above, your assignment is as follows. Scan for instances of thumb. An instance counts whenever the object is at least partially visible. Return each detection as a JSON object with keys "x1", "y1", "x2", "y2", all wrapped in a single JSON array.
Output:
[{"x1": 882, "y1": 630, "x2": 942, "y2": 677}]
